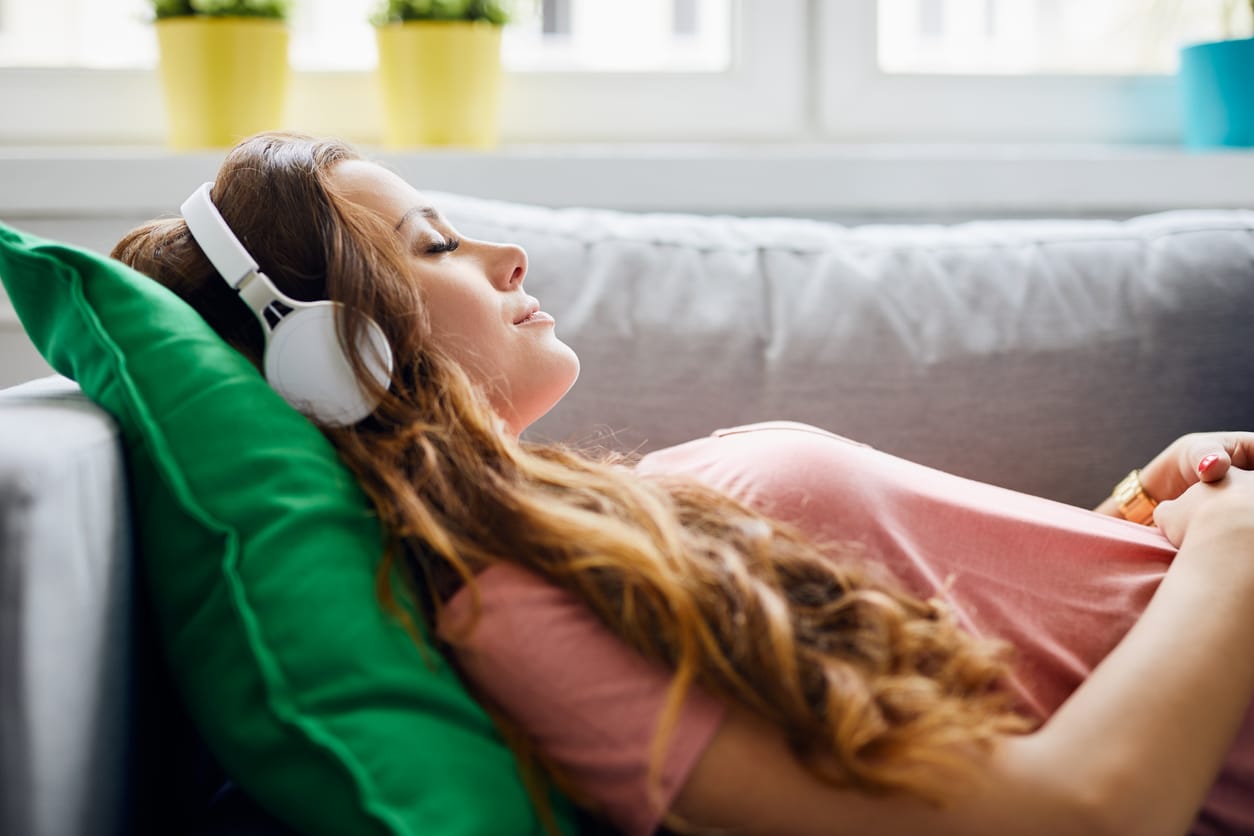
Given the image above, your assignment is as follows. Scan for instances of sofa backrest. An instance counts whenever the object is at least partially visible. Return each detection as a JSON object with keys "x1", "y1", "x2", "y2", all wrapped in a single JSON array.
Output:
[{"x1": 434, "y1": 198, "x2": 1254, "y2": 509}]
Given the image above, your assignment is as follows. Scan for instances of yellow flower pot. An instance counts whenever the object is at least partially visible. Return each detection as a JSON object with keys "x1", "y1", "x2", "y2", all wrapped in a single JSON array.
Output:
[
  {"x1": 156, "y1": 18, "x2": 290, "y2": 150},
  {"x1": 375, "y1": 21, "x2": 503, "y2": 148}
]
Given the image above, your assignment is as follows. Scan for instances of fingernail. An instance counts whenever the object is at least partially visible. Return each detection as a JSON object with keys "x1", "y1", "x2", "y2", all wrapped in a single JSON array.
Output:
[{"x1": 1198, "y1": 454, "x2": 1221, "y2": 475}]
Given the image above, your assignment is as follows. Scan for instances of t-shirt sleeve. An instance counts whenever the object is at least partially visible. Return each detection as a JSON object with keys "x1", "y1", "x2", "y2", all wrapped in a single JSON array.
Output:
[{"x1": 438, "y1": 562, "x2": 727, "y2": 836}]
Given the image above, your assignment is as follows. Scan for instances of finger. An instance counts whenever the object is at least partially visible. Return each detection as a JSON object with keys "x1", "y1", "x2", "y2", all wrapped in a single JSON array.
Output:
[
  {"x1": 1152, "y1": 498, "x2": 1183, "y2": 546},
  {"x1": 1185, "y1": 437, "x2": 1232, "y2": 483},
  {"x1": 1197, "y1": 452, "x2": 1230, "y2": 482},
  {"x1": 1220, "y1": 433, "x2": 1254, "y2": 471}
]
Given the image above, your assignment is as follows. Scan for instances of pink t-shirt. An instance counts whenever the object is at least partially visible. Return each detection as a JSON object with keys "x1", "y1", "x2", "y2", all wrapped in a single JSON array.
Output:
[{"x1": 440, "y1": 422, "x2": 1254, "y2": 835}]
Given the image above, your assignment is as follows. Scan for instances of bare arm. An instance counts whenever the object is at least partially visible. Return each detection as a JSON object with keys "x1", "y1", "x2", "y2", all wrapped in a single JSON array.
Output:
[{"x1": 674, "y1": 474, "x2": 1254, "y2": 836}]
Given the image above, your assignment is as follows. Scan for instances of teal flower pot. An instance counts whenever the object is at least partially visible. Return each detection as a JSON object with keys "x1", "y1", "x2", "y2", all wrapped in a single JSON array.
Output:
[{"x1": 1179, "y1": 37, "x2": 1254, "y2": 149}]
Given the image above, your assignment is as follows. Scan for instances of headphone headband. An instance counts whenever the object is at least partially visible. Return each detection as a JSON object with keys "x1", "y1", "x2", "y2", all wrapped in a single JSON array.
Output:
[{"x1": 180, "y1": 182, "x2": 262, "y2": 289}]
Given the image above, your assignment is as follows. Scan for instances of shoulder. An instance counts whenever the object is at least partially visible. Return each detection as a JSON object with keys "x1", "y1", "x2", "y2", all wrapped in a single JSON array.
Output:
[
  {"x1": 639, "y1": 421, "x2": 871, "y2": 475},
  {"x1": 637, "y1": 421, "x2": 879, "y2": 510}
]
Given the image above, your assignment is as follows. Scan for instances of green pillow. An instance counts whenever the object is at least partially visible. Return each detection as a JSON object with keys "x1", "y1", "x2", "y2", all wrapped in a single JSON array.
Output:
[{"x1": 0, "y1": 222, "x2": 576, "y2": 836}]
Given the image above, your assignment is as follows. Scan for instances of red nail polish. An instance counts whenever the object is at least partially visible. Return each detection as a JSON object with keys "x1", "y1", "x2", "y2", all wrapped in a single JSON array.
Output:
[{"x1": 1198, "y1": 454, "x2": 1220, "y2": 475}]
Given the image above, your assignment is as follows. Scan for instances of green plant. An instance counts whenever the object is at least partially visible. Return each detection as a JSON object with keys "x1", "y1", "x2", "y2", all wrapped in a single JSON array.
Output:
[
  {"x1": 1149, "y1": 0, "x2": 1254, "y2": 45},
  {"x1": 151, "y1": 0, "x2": 290, "y2": 20},
  {"x1": 371, "y1": 0, "x2": 516, "y2": 26},
  {"x1": 1221, "y1": 0, "x2": 1254, "y2": 38}
]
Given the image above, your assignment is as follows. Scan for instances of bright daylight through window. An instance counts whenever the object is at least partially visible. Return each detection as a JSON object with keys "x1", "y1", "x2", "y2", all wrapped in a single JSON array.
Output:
[
  {"x1": 0, "y1": 0, "x2": 731, "y2": 71},
  {"x1": 878, "y1": 0, "x2": 1237, "y2": 74},
  {"x1": 0, "y1": 0, "x2": 1246, "y2": 144}
]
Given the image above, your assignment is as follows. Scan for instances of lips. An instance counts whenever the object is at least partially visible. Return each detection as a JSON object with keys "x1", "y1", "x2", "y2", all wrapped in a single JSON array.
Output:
[
  {"x1": 516, "y1": 310, "x2": 555, "y2": 327},
  {"x1": 513, "y1": 297, "x2": 541, "y2": 325}
]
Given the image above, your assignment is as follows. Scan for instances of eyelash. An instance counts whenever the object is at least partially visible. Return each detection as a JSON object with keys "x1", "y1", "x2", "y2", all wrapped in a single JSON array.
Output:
[{"x1": 425, "y1": 237, "x2": 461, "y2": 255}]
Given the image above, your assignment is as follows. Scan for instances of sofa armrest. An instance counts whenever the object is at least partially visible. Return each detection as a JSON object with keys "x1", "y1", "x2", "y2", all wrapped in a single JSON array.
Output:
[{"x1": 0, "y1": 375, "x2": 131, "y2": 836}]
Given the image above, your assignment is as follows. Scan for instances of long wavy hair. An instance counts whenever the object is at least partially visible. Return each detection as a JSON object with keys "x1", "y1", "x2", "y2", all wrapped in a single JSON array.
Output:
[{"x1": 113, "y1": 131, "x2": 1032, "y2": 830}]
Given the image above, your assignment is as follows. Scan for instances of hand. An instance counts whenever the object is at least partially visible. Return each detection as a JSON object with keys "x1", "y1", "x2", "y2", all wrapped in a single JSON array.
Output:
[
  {"x1": 1139, "y1": 432, "x2": 1254, "y2": 504},
  {"x1": 1154, "y1": 466, "x2": 1254, "y2": 548}
]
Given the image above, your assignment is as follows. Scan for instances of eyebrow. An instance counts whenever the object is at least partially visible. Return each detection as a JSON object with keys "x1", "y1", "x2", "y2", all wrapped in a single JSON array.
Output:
[{"x1": 395, "y1": 205, "x2": 442, "y2": 231}]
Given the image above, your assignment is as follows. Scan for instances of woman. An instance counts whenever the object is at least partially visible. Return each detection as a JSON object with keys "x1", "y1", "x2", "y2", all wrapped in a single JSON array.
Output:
[{"x1": 113, "y1": 131, "x2": 1254, "y2": 836}]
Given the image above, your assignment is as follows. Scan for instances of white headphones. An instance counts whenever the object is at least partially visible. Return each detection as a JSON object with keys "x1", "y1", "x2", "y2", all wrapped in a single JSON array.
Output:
[{"x1": 180, "y1": 182, "x2": 394, "y2": 426}]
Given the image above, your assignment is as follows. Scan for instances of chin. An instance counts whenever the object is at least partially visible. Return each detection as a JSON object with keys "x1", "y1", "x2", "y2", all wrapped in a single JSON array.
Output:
[
  {"x1": 510, "y1": 352, "x2": 581, "y2": 436},
  {"x1": 559, "y1": 347, "x2": 581, "y2": 393}
]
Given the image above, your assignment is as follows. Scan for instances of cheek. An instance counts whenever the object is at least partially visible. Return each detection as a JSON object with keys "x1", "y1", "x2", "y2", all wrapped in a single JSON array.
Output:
[
  {"x1": 431, "y1": 325, "x2": 504, "y2": 386},
  {"x1": 441, "y1": 334, "x2": 523, "y2": 407},
  {"x1": 422, "y1": 285, "x2": 503, "y2": 367}
]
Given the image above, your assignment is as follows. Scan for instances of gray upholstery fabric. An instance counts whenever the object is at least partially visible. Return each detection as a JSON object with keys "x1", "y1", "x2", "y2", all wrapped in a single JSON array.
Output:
[
  {"x1": 0, "y1": 376, "x2": 130, "y2": 836},
  {"x1": 433, "y1": 199, "x2": 1254, "y2": 508}
]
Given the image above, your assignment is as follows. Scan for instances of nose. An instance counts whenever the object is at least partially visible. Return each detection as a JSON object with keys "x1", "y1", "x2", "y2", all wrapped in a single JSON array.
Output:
[{"x1": 490, "y1": 242, "x2": 527, "y2": 291}]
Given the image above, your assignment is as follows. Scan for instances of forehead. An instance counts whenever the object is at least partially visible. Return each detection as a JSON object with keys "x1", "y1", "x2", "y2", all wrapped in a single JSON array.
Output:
[{"x1": 331, "y1": 160, "x2": 431, "y2": 223}]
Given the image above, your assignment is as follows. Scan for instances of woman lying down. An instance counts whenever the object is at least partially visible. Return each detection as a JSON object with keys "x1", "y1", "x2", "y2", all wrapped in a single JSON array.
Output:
[{"x1": 114, "y1": 131, "x2": 1254, "y2": 836}]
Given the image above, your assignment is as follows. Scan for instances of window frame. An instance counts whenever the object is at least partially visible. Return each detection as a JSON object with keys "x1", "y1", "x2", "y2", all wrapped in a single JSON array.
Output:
[{"x1": 0, "y1": 0, "x2": 809, "y2": 145}]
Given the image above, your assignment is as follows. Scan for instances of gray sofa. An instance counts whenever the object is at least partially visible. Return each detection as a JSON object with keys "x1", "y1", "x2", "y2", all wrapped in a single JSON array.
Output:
[
  {"x1": 2, "y1": 200, "x2": 1252, "y2": 835},
  {"x1": 0, "y1": 376, "x2": 132, "y2": 835}
]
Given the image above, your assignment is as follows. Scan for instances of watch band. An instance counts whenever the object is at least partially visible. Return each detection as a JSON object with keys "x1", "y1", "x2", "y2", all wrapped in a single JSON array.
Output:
[{"x1": 1112, "y1": 469, "x2": 1158, "y2": 526}]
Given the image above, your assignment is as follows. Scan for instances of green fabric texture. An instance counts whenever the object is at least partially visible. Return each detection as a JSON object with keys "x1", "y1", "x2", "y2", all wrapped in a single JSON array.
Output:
[{"x1": 0, "y1": 223, "x2": 575, "y2": 836}]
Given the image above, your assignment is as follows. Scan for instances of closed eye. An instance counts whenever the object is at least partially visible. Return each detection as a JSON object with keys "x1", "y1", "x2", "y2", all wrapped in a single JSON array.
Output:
[{"x1": 425, "y1": 237, "x2": 461, "y2": 255}]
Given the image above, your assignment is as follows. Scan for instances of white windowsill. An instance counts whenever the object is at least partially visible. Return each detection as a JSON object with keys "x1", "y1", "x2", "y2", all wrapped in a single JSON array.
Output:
[{"x1": 2, "y1": 143, "x2": 1252, "y2": 222}]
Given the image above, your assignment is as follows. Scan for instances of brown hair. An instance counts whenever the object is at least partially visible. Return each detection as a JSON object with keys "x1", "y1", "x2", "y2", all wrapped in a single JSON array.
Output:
[{"x1": 113, "y1": 131, "x2": 1031, "y2": 829}]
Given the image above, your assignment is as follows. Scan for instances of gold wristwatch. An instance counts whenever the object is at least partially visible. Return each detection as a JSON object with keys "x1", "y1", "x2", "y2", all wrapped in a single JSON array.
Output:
[{"x1": 1112, "y1": 469, "x2": 1158, "y2": 526}]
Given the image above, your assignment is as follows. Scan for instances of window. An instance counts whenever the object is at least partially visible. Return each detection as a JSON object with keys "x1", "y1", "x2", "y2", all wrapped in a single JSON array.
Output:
[
  {"x1": 0, "y1": 0, "x2": 153, "y2": 67},
  {"x1": 878, "y1": 0, "x2": 1233, "y2": 75},
  {"x1": 0, "y1": 0, "x2": 731, "y2": 72},
  {"x1": 507, "y1": 0, "x2": 732, "y2": 72},
  {"x1": 0, "y1": 0, "x2": 1238, "y2": 146},
  {"x1": 817, "y1": 0, "x2": 1241, "y2": 144},
  {"x1": 0, "y1": 0, "x2": 773, "y2": 144}
]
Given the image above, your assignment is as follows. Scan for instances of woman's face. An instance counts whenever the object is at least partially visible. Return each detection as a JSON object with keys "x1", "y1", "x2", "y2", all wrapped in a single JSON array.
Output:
[{"x1": 331, "y1": 160, "x2": 579, "y2": 436}]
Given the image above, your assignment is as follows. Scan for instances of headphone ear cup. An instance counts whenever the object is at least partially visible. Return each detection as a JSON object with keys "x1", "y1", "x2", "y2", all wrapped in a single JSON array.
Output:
[{"x1": 264, "y1": 303, "x2": 394, "y2": 426}]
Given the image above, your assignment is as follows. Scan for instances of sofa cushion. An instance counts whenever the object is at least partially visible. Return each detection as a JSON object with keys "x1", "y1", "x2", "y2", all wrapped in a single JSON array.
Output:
[{"x1": 0, "y1": 223, "x2": 573, "y2": 836}]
